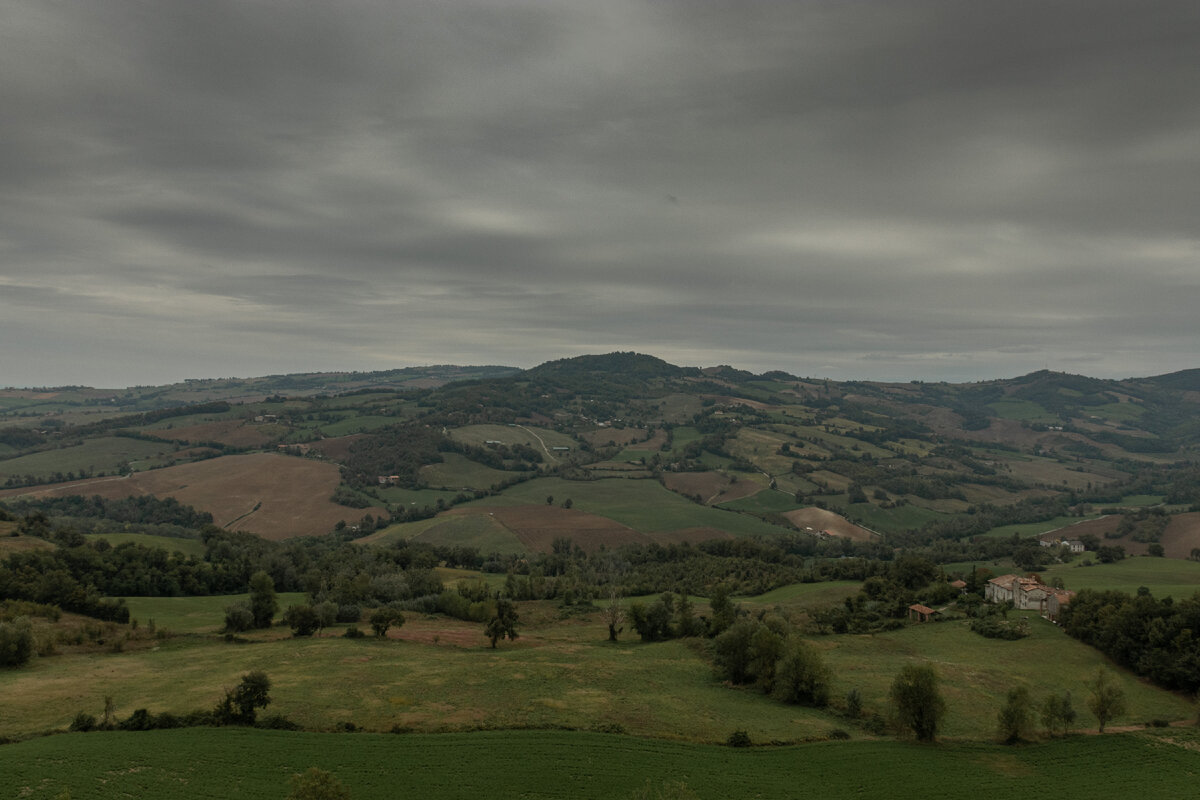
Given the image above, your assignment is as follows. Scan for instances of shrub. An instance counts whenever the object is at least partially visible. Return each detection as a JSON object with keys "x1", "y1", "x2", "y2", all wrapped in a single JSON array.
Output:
[
  {"x1": 343, "y1": 625, "x2": 365, "y2": 639},
  {"x1": 69, "y1": 712, "x2": 97, "y2": 732},
  {"x1": 0, "y1": 618, "x2": 33, "y2": 668},
  {"x1": 223, "y1": 603, "x2": 254, "y2": 633},
  {"x1": 726, "y1": 729, "x2": 752, "y2": 747}
]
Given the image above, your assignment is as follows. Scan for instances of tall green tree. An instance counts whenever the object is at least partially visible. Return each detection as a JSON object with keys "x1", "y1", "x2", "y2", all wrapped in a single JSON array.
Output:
[
  {"x1": 889, "y1": 663, "x2": 946, "y2": 742},
  {"x1": 485, "y1": 596, "x2": 519, "y2": 648},
  {"x1": 249, "y1": 570, "x2": 278, "y2": 629},
  {"x1": 215, "y1": 671, "x2": 272, "y2": 725},
  {"x1": 1087, "y1": 669, "x2": 1126, "y2": 733},
  {"x1": 996, "y1": 686, "x2": 1033, "y2": 743},
  {"x1": 772, "y1": 638, "x2": 831, "y2": 707}
]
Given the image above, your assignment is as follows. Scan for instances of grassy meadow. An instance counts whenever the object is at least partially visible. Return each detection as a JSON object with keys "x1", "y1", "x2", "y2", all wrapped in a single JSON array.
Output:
[
  {"x1": 1041, "y1": 556, "x2": 1200, "y2": 598},
  {"x1": 3, "y1": 592, "x2": 1193, "y2": 744}
]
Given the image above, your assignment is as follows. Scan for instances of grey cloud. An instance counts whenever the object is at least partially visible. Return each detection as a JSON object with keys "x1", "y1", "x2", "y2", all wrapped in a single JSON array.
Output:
[{"x1": 2, "y1": 1, "x2": 1199, "y2": 387}]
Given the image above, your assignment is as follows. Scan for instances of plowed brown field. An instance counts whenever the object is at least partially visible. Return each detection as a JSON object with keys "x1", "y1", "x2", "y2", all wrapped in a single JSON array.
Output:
[{"x1": 0, "y1": 453, "x2": 380, "y2": 540}]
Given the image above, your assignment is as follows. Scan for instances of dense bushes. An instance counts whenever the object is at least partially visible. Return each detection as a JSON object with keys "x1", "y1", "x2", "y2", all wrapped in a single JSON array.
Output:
[{"x1": 1060, "y1": 588, "x2": 1200, "y2": 692}]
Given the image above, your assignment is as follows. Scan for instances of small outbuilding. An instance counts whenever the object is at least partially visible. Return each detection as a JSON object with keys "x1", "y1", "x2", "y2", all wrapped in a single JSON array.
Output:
[{"x1": 908, "y1": 604, "x2": 935, "y2": 623}]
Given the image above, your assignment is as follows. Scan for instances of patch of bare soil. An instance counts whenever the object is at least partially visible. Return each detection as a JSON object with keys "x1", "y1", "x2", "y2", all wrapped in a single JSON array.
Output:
[{"x1": 783, "y1": 507, "x2": 878, "y2": 541}]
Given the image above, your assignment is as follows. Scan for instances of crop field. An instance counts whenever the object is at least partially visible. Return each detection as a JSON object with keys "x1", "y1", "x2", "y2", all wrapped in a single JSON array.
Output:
[
  {"x1": 471, "y1": 477, "x2": 785, "y2": 539},
  {"x1": 85, "y1": 532, "x2": 206, "y2": 558},
  {"x1": 1040, "y1": 557, "x2": 1200, "y2": 598},
  {"x1": 6, "y1": 705, "x2": 1200, "y2": 800},
  {"x1": 0, "y1": 436, "x2": 173, "y2": 481},
  {"x1": 1, "y1": 453, "x2": 380, "y2": 540}
]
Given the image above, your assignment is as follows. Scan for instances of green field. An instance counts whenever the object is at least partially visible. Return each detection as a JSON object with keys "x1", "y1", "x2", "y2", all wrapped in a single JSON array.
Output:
[
  {"x1": 120, "y1": 592, "x2": 308, "y2": 634},
  {"x1": 409, "y1": 514, "x2": 525, "y2": 553},
  {"x1": 449, "y1": 424, "x2": 577, "y2": 451},
  {"x1": 978, "y1": 515, "x2": 1095, "y2": 540},
  {"x1": 987, "y1": 399, "x2": 1057, "y2": 422},
  {"x1": 717, "y1": 489, "x2": 801, "y2": 514},
  {"x1": 419, "y1": 453, "x2": 529, "y2": 491},
  {"x1": 4, "y1": 594, "x2": 1191, "y2": 745},
  {"x1": 1041, "y1": 557, "x2": 1200, "y2": 599},
  {"x1": 6, "y1": 726, "x2": 1200, "y2": 800},
  {"x1": 86, "y1": 532, "x2": 206, "y2": 558},
  {"x1": 0, "y1": 436, "x2": 174, "y2": 480},
  {"x1": 467, "y1": 477, "x2": 786, "y2": 538},
  {"x1": 740, "y1": 580, "x2": 862, "y2": 609},
  {"x1": 822, "y1": 497, "x2": 949, "y2": 535},
  {"x1": 819, "y1": 615, "x2": 1188, "y2": 739}
]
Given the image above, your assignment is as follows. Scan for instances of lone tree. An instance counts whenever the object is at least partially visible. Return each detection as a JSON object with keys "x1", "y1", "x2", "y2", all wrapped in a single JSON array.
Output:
[
  {"x1": 1040, "y1": 690, "x2": 1076, "y2": 737},
  {"x1": 604, "y1": 591, "x2": 624, "y2": 642},
  {"x1": 485, "y1": 596, "x2": 519, "y2": 648},
  {"x1": 288, "y1": 767, "x2": 350, "y2": 800},
  {"x1": 1087, "y1": 669, "x2": 1126, "y2": 733},
  {"x1": 996, "y1": 686, "x2": 1033, "y2": 744},
  {"x1": 216, "y1": 670, "x2": 272, "y2": 725},
  {"x1": 248, "y1": 570, "x2": 278, "y2": 629},
  {"x1": 889, "y1": 663, "x2": 946, "y2": 742},
  {"x1": 370, "y1": 608, "x2": 405, "y2": 638},
  {"x1": 283, "y1": 605, "x2": 321, "y2": 637}
]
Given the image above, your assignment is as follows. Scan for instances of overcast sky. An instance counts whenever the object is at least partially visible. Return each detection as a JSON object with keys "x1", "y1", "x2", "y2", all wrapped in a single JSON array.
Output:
[{"x1": 3, "y1": 1, "x2": 1199, "y2": 388}]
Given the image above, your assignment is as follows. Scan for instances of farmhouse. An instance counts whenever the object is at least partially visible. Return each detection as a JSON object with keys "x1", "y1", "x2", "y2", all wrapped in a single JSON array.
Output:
[
  {"x1": 1039, "y1": 536, "x2": 1086, "y2": 553},
  {"x1": 985, "y1": 574, "x2": 1076, "y2": 617}
]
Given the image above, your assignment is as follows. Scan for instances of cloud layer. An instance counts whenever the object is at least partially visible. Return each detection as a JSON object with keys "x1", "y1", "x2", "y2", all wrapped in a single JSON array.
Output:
[{"x1": 3, "y1": 1, "x2": 1199, "y2": 387}]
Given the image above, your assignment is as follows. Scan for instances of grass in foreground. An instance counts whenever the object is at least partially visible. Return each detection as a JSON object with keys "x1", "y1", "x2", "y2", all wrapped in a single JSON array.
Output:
[{"x1": 5, "y1": 727, "x2": 1200, "y2": 800}]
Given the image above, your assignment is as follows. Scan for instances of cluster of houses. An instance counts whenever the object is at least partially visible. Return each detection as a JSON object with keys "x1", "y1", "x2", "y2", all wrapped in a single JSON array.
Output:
[
  {"x1": 1039, "y1": 536, "x2": 1085, "y2": 553},
  {"x1": 907, "y1": 574, "x2": 1076, "y2": 624},
  {"x1": 984, "y1": 574, "x2": 1075, "y2": 621}
]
